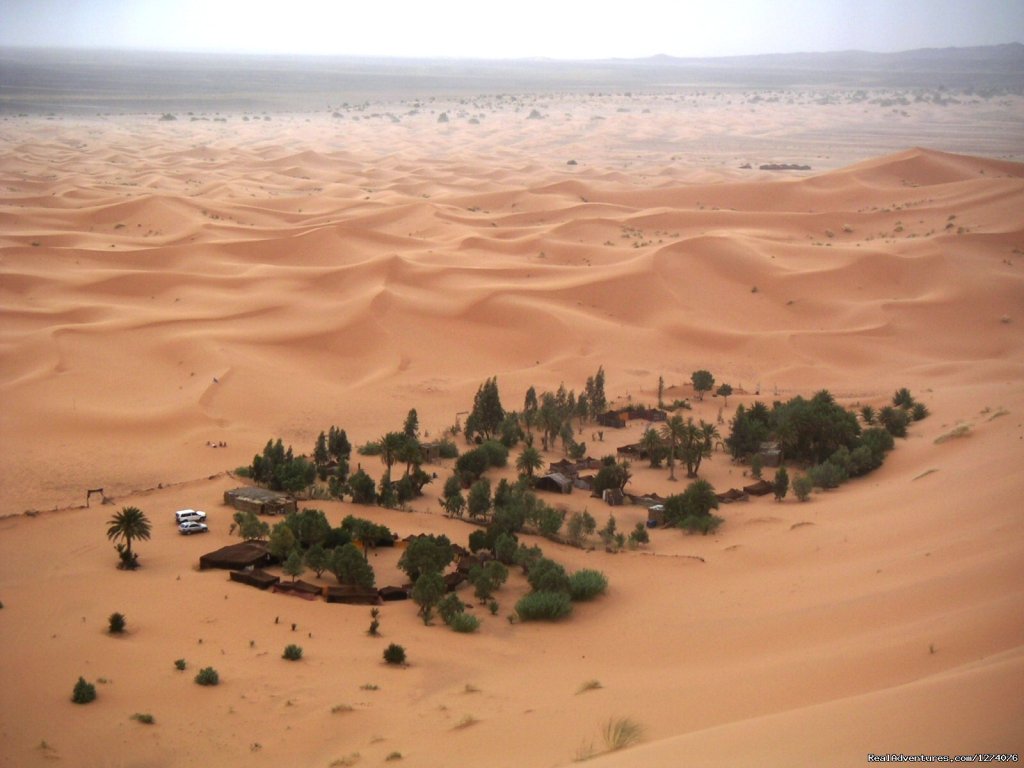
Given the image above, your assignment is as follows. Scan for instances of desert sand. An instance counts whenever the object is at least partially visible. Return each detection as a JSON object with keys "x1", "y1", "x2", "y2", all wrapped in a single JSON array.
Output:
[{"x1": 1, "y1": 77, "x2": 1023, "y2": 767}]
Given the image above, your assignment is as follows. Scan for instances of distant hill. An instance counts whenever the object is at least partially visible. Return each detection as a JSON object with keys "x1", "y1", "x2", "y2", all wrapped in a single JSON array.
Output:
[{"x1": 1, "y1": 43, "x2": 1020, "y2": 113}]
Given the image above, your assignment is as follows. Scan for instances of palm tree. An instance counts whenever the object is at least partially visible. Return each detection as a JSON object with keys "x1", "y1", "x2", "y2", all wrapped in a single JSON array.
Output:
[
  {"x1": 106, "y1": 506, "x2": 152, "y2": 569},
  {"x1": 379, "y1": 431, "x2": 405, "y2": 481},
  {"x1": 639, "y1": 427, "x2": 664, "y2": 468},
  {"x1": 660, "y1": 415, "x2": 686, "y2": 481},
  {"x1": 516, "y1": 445, "x2": 544, "y2": 480}
]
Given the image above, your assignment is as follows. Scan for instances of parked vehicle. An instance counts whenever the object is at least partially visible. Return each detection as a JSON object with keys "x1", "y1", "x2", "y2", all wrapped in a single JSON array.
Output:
[
  {"x1": 178, "y1": 521, "x2": 209, "y2": 535},
  {"x1": 174, "y1": 509, "x2": 207, "y2": 524}
]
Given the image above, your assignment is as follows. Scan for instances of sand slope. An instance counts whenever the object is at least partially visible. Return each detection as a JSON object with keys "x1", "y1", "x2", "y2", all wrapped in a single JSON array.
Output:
[{"x1": 1, "y1": 110, "x2": 1023, "y2": 767}]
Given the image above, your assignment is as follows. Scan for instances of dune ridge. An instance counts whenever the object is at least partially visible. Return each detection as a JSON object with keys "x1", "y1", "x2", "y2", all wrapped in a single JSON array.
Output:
[{"x1": 1, "y1": 107, "x2": 1023, "y2": 767}]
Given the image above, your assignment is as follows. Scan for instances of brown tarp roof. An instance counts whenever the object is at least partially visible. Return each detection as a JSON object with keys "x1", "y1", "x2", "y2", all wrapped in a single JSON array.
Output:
[{"x1": 199, "y1": 542, "x2": 273, "y2": 570}]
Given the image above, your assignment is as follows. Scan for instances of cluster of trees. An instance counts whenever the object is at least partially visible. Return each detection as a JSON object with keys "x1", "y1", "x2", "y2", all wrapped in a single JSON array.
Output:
[
  {"x1": 233, "y1": 507, "x2": 392, "y2": 590},
  {"x1": 638, "y1": 415, "x2": 720, "y2": 481},
  {"x1": 248, "y1": 410, "x2": 439, "y2": 509},
  {"x1": 462, "y1": 368, "x2": 607, "y2": 457},
  {"x1": 662, "y1": 479, "x2": 723, "y2": 534},
  {"x1": 726, "y1": 388, "x2": 926, "y2": 499},
  {"x1": 248, "y1": 438, "x2": 316, "y2": 494}
]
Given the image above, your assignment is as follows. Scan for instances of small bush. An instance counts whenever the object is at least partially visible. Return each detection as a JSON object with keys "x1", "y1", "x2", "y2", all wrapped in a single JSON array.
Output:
[
  {"x1": 449, "y1": 613, "x2": 480, "y2": 633},
  {"x1": 195, "y1": 667, "x2": 220, "y2": 686},
  {"x1": 569, "y1": 569, "x2": 608, "y2": 601},
  {"x1": 437, "y1": 593, "x2": 465, "y2": 625},
  {"x1": 383, "y1": 643, "x2": 406, "y2": 665},
  {"x1": 282, "y1": 644, "x2": 303, "y2": 661},
  {"x1": 793, "y1": 475, "x2": 814, "y2": 501},
  {"x1": 131, "y1": 712, "x2": 155, "y2": 724},
  {"x1": 71, "y1": 677, "x2": 97, "y2": 704},
  {"x1": 603, "y1": 717, "x2": 643, "y2": 751},
  {"x1": 911, "y1": 402, "x2": 929, "y2": 421},
  {"x1": 174, "y1": 658, "x2": 186, "y2": 671},
  {"x1": 515, "y1": 591, "x2": 572, "y2": 621},
  {"x1": 437, "y1": 439, "x2": 459, "y2": 459},
  {"x1": 678, "y1": 514, "x2": 724, "y2": 535},
  {"x1": 108, "y1": 612, "x2": 126, "y2": 634}
]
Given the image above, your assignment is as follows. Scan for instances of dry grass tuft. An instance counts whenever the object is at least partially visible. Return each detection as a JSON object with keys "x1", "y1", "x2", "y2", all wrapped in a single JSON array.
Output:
[
  {"x1": 602, "y1": 716, "x2": 643, "y2": 751},
  {"x1": 576, "y1": 679, "x2": 603, "y2": 694},
  {"x1": 934, "y1": 424, "x2": 971, "y2": 444}
]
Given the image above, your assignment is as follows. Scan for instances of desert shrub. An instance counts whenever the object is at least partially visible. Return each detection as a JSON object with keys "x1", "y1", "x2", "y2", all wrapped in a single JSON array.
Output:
[
  {"x1": 793, "y1": 475, "x2": 814, "y2": 501},
  {"x1": 455, "y1": 448, "x2": 489, "y2": 482},
  {"x1": 515, "y1": 591, "x2": 572, "y2": 621},
  {"x1": 526, "y1": 558, "x2": 571, "y2": 594},
  {"x1": 892, "y1": 387, "x2": 916, "y2": 408},
  {"x1": 879, "y1": 406, "x2": 910, "y2": 438},
  {"x1": 911, "y1": 402, "x2": 929, "y2": 421},
  {"x1": 195, "y1": 667, "x2": 220, "y2": 686},
  {"x1": 357, "y1": 440, "x2": 383, "y2": 456},
  {"x1": 71, "y1": 677, "x2": 97, "y2": 704},
  {"x1": 282, "y1": 644, "x2": 303, "y2": 661},
  {"x1": 860, "y1": 405, "x2": 876, "y2": 425},
  {"x1": 808, "y1": 460, "x2": 846, "y2": 489},
  {"x1": 449, "y1": 613, "x2": 480, "y2": 633},
  {"x1": 569, "y1": 569, "x2": 608, "y2": 601},
  {"x1": 478, "y1": 440, "x2": 508, "y2": 468},
  {"x1": 383, "y1": 643, "x2": 406, "y2": 665},
  {"x1": 678, "y1": 513, "x2": 724, "y2": 535},
  {"x1": 174, "y1": 658, "x2": 186, "y2": 671},
  {"x1": 131, "y1": 712, "x2": 155, "y2": 724},
  {"x1": 493, "y1": 532, "x2": 519, "y2": 564},
  {"x1": 628, "y1": 521, "x2": 649, "y2": 547},
  {"x1": 437, "y1": 439, "x2": 459, "y2": 459},
  {"x1": 347, "y1": 468, "x2": 378, "y2": 504},
  {"x1": 437, "y1": 593, "x2": 465, "y2": 625},
  {"x1": 566, "y1": 511, "x2": 597, "y2": 546},
  {"x1": 108, "y1": 612, "x2": 126, "y2": 634}
]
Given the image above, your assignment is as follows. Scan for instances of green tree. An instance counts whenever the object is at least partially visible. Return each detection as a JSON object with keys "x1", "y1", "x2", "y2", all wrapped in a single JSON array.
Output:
[
  {"x1": 657, "y1": 375, "x2": 665, "y2": 408},
  {"x1": 403, "y1": 408, "x2": 420, "y2": 439},
  {"x1": 233, "y1": 510, "x2": 269, "y2": 541},
  {"x1": 268, "y1": 523, "x2": 297, "y2": 561},
  {"x1": 660, "y1": 415, "x2": 686, "y2": 481},
  {"x1": 398, "y1": 534, "x2": 454, "y2": 582},
  {"x1": 329, "y1": 543, "x2": 375, "y2": 588},
  {"x1": 106, "y1": 506, "x2": 152, "y2": 570},
  {"x1": 664, "y1": 479, "x2": 721, "y2": 534},
  {"x1": 592, "y1": 460, "x2": 631, "y2": 496},
  {"x1": 691, "y1": 370, "x2": 715, "y2": 401},
  {"x1": 467, "y1": 376, "x2": 505, "y2": 442},
  {"x1": 793, "y1": 474, "x2": 813, "y2": 502},
  {"x1": 773, "y1": 466, "x2": 789, "y2": 501},
  {"x1": 516, "y1": 445, "x2": 544, "y2": 480},
  {"x1": 527, "y1": 558, "x2": 571, "y2": 594},
  {"x1": 285, "y1": 508, "x2": 331, "y2": 549},
  {"x1": 585, "y1": 366, "x2": 607, "y2": 419},
  {"x1": 860, "y1": 405, "x2": 877, "y2": 425},
  {"x1": 440, "y1": 474, "x2": 466, "y2": 518},
  {"x1": 467, "y1": 478, "x2": 492, "y2": 520},
  {"x1": 304, "y1": 543, "x2": 330, "y2": 578},
  {"x1": 411, "y1": 571, "x2": 446, "y2": 624},
  {"x1": 282, "y1": 549, "x2": 305, "y2": 582},
  {"x1": 347, "y1": 467, "x2": 377, "y2": 504},
  {"x1": 716, "y1": 383, "x2": 733, "y2": 406},
  {"x1": 639, "y1": 427, "x2": 665, "y2": 468},
  {"x1": 469, "y1": 560, "x2": 509, "y2": 603}
]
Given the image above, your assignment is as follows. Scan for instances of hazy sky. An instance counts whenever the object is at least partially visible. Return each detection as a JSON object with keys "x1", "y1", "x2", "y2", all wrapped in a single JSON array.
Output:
[{"x1": 2, "y1": 0, "x2": 1022, "y2": 59}]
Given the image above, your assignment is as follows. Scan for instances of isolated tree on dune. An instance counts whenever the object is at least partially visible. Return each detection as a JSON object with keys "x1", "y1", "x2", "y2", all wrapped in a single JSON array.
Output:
[
  {"x1": 716, "y1": 383, "x2": 733, "y2": 406},
  {"x1": 106, "y1": 506, "x2": 152, "y2": 570},
  {"x1": 691, "y1": 370, "x2": 715, "y2": 401}
]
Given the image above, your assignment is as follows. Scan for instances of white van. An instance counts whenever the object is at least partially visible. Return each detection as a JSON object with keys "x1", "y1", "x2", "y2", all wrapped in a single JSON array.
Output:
[{"x1": 174, "y1": 509, "x2": 207, "y2": 524}]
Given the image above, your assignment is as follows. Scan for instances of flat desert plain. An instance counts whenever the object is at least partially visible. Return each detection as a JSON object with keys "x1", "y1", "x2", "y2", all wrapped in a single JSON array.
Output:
[{"x1": 1, "y1": 79, "x2": 1024, "y2": 768}]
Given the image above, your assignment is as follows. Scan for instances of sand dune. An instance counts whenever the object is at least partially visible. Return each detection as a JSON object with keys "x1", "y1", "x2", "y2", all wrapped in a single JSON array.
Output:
[{"x1": 1, "y1": 100, "x2": 1023, "y2": 767}]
